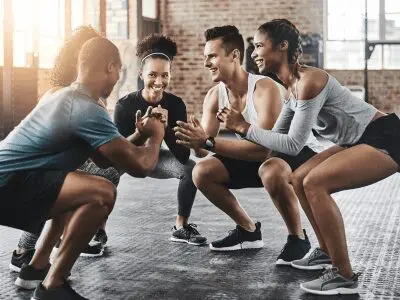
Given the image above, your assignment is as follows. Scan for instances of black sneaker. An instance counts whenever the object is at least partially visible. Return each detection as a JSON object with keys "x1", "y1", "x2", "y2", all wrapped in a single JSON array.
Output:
[
  {"x1": 93, "y1": 228, "x2": 108, "y2": 246},
  {"x1": 15, "y1": 263, "x2": 51, "y2": 290},
  {"x1": 9, "y1": 249, "x2": 35, "y2": 272},
  {"x1": 276, "y1": 229, "x2": 311, "y2": 265},
  {"x1": 209, "y1": 222, "x2": 263, "y2": 251},
  {"x1": 170, "y1": 223, "x2": 207, "y2": 246},
  {"x1": 54, "y1": 239, "x2": 104, "y2": 257},
  {"x1": 31, "y1": 281, "x2": 89, "y2": 300},
  {"x1": 80, "y1": 242, "x2": 104, "y2": 257}
]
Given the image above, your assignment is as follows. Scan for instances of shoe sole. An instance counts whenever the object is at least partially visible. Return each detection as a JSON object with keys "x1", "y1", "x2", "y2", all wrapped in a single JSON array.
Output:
[
  {"x1": 15, "y1": 277, "x2": 40, "y2": 290},
  {"x1": 300, "y1": 284, "x2": 360, "y2": 295},
  {"x1": 9, "y1": 263, "x2": 21, "y2": 273},
  {"x1": 276, "y1": 259, "x2": 292, "y2": 266},
  {"x1": 291, "y1": 262, "x2": 332, "y2": 270},
  {"x1": 52, "y1": 246, "x2": 104, "y2": 258},
  {"x1": 79, "y1": 249, "x2": 104, "y2": 257},
  {"x1": 209, "y1": 240, "x2": 263, "y2": 251},
  {"x1": 170, "y1": 237, "x2": 207, "y2": 246}
]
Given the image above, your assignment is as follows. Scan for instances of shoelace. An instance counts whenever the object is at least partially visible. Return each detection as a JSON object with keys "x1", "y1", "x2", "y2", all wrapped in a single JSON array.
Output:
[
  {"x1": 228, "y1": 226, "x2": 242, "y2": 247},
  {"x1": 308, "y1": 248, "x2": 323, "y2": 261},
  {"x1": 320, "y1": 267, "x2": 339, "y2": 281},
  {"x1": 321, "y1": 267, "x2": 362, "y2": 283},
  {"x1": 186, "y1": 223, "x2": 201, "y2": 235}
]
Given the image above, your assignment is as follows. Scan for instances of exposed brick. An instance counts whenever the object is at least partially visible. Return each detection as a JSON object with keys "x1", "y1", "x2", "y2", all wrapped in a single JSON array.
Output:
[{"x1": 159, "y1": 0, "x2": 400, "y2": 115}]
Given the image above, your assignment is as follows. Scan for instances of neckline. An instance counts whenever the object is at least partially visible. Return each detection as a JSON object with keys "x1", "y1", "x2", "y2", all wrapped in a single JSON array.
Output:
[{"x1": 139, "y1": 89, "x2": 165, "y2": 106}]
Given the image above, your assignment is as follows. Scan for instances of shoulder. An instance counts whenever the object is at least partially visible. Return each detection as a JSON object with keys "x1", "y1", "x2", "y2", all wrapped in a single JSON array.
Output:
[
  {"x1": 253, "y1": 77, "x2": 284, "y2": 101},
  {"x1": 297, "y1": 67, "x2": 329, "y2": 100},
  {"x1": 203, "y1": 85, "x2": 219, "y2": 111},
  {"x1": 205, "y1": 85, "x2": 219, "y2": 102},
  {"x1": 164, "y1": 92, "x2": 186, "y2": 107},
  {"x1": 116, "y1": 91, "x2": 139, "y2": 107}
]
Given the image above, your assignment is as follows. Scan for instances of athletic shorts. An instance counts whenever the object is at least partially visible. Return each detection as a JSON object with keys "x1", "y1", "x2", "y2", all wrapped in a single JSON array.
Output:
[
  {"x1": 353, "y1": 113, "x2": 400, "y2": 169},
  {"x1": 0, "y1": 170, "x2": 68, "y2": 233},
  {"x1": 213, "y1": 146, "x2": 317, "y2": 189}
]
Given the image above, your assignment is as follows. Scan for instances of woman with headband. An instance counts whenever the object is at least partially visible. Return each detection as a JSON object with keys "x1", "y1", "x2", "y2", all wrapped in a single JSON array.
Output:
[{"x1": 114, "y1": 34, "x2": 206, "y2": 246}]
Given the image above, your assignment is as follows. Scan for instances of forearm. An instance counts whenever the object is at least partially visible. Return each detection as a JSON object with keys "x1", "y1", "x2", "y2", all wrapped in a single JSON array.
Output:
[
  {"x1": 213, "y1": 138, "x2": 271, "y2": 161},
  {"x1": 123, "y1": 136, "x2": 162, "y2": 177},
  {"x1": 90, "y1": 152, "x2": 113, "y2": 169}
]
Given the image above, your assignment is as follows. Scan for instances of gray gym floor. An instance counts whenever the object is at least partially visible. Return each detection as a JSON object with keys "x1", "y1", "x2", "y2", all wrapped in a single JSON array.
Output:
[{"x1": 1, "y1": 168, "x2": 399, "y2": 299}]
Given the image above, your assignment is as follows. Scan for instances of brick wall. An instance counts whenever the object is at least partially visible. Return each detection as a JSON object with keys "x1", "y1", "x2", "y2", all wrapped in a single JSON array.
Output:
[{"x1": 159, "y1": 0, "x2": 400, "y2": 115}]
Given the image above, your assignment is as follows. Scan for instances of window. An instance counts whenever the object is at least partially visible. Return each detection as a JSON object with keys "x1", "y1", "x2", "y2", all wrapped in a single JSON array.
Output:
[
  {"x1": 142, "y1": 0, "x2": 157, "y2": 19},
  {"x1": 38, "y1": 0, "x2": 65, "y2": 68},
  {"x1": 326, "y1": 0, "x2": 400, "y2": 69},
  {"x1": 71, "y1": 0, "x2": 85, "y2": 31},
  {"x1": 106, "y1": 0, "x2": 128, "y2": 39}
]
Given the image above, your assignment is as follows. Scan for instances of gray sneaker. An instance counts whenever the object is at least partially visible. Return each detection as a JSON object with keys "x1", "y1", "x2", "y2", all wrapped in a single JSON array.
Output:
[
  {"x1": 170, "y1": 223, "x2": 207, "y2": 246},
  {"x1": 300, "y1": 267, "x2": 361, "y2": 295},
  {"x1": 291, "y1": 247, "x2": 332, "y2": 270}
]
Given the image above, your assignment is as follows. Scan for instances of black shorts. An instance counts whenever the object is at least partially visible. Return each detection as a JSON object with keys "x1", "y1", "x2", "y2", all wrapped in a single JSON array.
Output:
[
  {"x1": 353, "y1": 113, "x2": 400, "y2": 169},
  {"x1": 0, "y1": 170, "x2": 68, "y2": 233},
  {"x1": 214, "y1": 146, "x2": 317, "y2": 189}
]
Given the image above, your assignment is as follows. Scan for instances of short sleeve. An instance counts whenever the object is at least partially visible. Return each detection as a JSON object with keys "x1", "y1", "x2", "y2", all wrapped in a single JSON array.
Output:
[{"x1": 71, "y1": 101, "x2": 121, "y2": 150}]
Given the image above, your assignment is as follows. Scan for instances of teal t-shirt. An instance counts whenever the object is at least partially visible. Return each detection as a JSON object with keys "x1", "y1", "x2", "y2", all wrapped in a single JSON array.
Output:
[{"x1": 0, "y1": 82, "x2": 121, "y2": 186}]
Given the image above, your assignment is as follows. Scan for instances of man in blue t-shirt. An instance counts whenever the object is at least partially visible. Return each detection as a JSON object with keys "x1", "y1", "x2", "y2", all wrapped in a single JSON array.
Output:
[{"x1": 0, "y1": 37, "x2": 165, "y2": 300}]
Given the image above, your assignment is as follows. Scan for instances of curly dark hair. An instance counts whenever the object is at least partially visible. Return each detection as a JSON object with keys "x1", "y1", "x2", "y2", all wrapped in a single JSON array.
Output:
[
  {"x1": 136, "y1": 34, "x2": 177, "y2": 66},
  {"x1": 49, "y1": 25, "x2": 102, "y2": 88},
  {"x1": 258, "y1": 19, "x2": 303, "y2": 65},
  {"x1": 204, "y1": 25, "x2": 244, "y2": 64}
]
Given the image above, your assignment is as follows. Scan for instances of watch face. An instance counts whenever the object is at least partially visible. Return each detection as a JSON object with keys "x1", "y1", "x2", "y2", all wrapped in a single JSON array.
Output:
[{"x1": 205, "y1": 139, "x2": 214, "y2": 147}]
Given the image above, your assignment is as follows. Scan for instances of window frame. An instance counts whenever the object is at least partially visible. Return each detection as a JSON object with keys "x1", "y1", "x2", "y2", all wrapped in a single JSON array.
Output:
[{"x1": 324, "y1": 0, "x2": 400, "y2": 70}]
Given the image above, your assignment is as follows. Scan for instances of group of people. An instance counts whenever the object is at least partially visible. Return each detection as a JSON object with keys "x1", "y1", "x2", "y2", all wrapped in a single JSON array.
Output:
[{"x1": 0, "y1": 18, "x2": 398, "y2": 300}]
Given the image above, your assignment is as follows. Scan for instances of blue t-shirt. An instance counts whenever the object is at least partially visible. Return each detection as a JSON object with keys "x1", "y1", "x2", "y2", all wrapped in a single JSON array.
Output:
[{"x1": 0, "y1": 82, "x2": 121, "y2": 186}]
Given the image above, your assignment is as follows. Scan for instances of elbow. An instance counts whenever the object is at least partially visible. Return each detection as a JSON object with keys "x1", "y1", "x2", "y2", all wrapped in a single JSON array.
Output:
[
  {"x1": 287, "y1": 144, "x2": 303, "y2": 156},
  {"x1": 127, "y1": 165, "x2": 152, "y2": 178}
]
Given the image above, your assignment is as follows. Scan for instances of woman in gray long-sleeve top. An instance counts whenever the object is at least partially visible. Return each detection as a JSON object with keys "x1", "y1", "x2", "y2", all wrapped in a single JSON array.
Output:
[{"x1": 218, "y1": 19, "x2": 400, "y2": 296}]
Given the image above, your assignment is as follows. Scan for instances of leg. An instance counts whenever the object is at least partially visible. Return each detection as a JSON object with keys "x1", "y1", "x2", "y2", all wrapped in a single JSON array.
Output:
[
  {"x1": 17, "y1": 231, "x2": 40, "y2": 254},
  {"x1": 303, "y1": 145, "x2": 398, "y2": 278},
  {"x1": 148, "y1": 150, "x2": 197, "y2": 227},
  {"x1": 148, "y1": 150, "x2": 206, "y2": 245},
  {"x1": 192, "y1": 157, "x2": 255, "y2": 231},
  {"x1": 291, "y1": 145, "x2": 344, "y2": 254},
  {"x1": 259, "y1": 158, "x2": 303, "y2": 236},
  {"x1": 41, "y1": 171, "x2": 116, "y2": 289},
  {"x1": 9, "y1": 230, "x2": 42, "y2": 273},
  {"x1": 193, "y1": 156, "x2": 263, "y2": 251},
  {"x1": 79, "y1": 160, "x2": 121, "y2": 246}
]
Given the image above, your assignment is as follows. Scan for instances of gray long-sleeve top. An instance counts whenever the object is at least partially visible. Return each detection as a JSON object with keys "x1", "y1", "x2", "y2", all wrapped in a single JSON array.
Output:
[{"x1": 245, "y1": 74, "x2": 377, "y2": 155}]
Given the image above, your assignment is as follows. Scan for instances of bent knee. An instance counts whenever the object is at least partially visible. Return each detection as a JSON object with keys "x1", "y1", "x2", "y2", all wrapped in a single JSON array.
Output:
[
  {"x1": 192, "y1": 159, "x2": 226, "y2": 189},
  {"x1": 258, "y1": 158, "x2": 291, "y2": 190},
  {"x1": 92, "y1": 179, "x2": 117, "y2": 212},
  {"x1": 181, "y1": 159, "x2": 196, "y2": 178},
  {"x1": 302, "y1": 172, "x2": 331, "y2": 200}
]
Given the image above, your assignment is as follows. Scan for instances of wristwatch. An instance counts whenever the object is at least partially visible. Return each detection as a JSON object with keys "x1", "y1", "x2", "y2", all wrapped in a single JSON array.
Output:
[{"x1": 203, "y1": 136, "x2": 216, "y2": 150}]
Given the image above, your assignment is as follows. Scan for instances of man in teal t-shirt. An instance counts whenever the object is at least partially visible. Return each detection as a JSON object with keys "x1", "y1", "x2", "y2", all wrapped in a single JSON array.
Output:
[{"x1": 0, "y1": 37, "x2": 165, "y2": 300}]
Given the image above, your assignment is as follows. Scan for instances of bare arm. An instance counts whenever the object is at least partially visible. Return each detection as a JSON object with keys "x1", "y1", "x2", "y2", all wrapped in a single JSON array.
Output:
[
  {"x1": 98, "y1": 114, "x2": 164, "y2": 177},
  {"x1": 194, "y1": 87, "x2": 220, "y2": 157},
  {"x1": 98, "y1": 135, "x2": 162, "y2": 178}
]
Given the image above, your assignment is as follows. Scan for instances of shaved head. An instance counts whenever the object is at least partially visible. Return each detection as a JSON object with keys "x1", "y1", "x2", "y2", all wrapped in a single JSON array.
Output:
[
  {"x1": 77, "y1": 37, "x2": 122, "y2": 99},
  {"x1": 78, "y1": 37, "x2": 121, "y2": 72}
]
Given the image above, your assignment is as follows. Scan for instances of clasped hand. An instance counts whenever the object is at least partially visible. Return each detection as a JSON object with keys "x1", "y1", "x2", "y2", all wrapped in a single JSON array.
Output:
[
  {"x1": 216, "y1": 107, "x2": 250, "y2": 136},
  {"x1": 174, "y1": 115, "x2": 208, "y2": 149}
]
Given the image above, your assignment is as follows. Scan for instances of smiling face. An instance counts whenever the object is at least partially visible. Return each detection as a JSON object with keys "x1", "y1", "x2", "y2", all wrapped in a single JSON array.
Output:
[
  {"x1": 140, "y1": 57, "x2": 171, "y2": 96},
  {"x1": 251, "y1": 30, "x2": 284, "y2": 74},
  {"x1": 203, "y1": 39, "x2": 236, "y2": 83}
]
